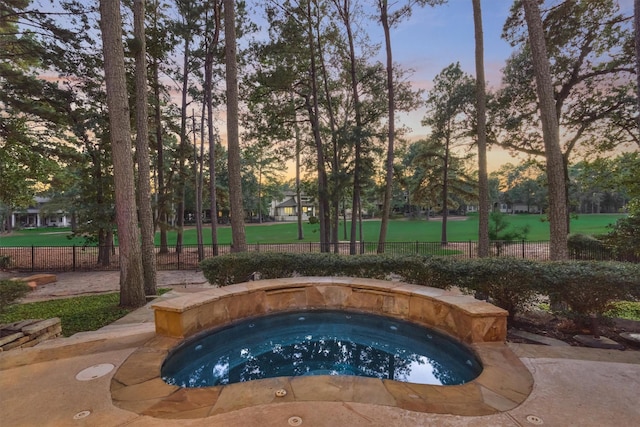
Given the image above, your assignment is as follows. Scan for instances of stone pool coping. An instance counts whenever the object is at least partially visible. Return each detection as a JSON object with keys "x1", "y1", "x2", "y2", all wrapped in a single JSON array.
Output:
[
  {"x1": 151, "y1": 277, "x2": 508, "y2": 344},
  {"x1": 111, "y1": 277, "x2": 533, "y2": 419}
]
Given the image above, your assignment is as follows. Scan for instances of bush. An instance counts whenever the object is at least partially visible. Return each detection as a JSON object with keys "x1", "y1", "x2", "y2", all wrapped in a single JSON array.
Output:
[
  {"x1": 198, "y1": 252, "x2": 276, "y2": 286},
  {"x1": 489, "y1": 212, "x2": 530, "y2": 241},
  {"x1": 0, "y1": 255, "x2": 10, "y2": 269},
  {"x1": 601, "y1": 214, "x2": 640, "y2": 262},
  {"x1": 568, "y1": 234, "x2": 612, "y2": 260},
  {"x1": 200, "y1": 252, "x2": 453, "y2": 288},
  {"x1": 458, "y1": 258, "x2": 541, "y2": 321},
  {"x1": 542, "y1": 261, "x2": 640, "y2": 318},
  {"x1": 415, "y1": 256, "x2": 472, "y2": 290},
  {"x1": 0, "y1": 279, "x2": 31, "y2": 314},
  {"x1": 605, "y1": 301, "x2": 640, "y2": 321},
  {"x1": 200, "y1": 253, "x2": 640, "y2": 329}
]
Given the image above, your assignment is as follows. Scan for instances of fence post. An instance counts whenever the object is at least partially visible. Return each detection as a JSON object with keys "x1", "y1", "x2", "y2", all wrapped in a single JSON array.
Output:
[
  {"x1": 31, "y1": 245, "x2": 35, "y2": 272},
  {"x1": 72, "y1": 245, "x2": 76, "y2": 272},
  {"x1": 522, "y1": 240, "x2": 525, "y2": 259},
  {"x1": 469, "y1": 240, "x2": 472, "y2": 259},
  {"x1": 177, "y1": 249, "x2": 181, "y2": 270}
]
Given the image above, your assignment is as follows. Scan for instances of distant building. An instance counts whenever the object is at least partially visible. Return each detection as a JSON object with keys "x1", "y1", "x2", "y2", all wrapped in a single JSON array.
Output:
[
  {"x1": 467, "y1": 203, "x2": 541, "y2": 214},
  {"x1": 270, "y1": 192, "x2": 316, "y2": 222},
  {"x1": 509, "y1": 203, "x2": 541, "y2": 214},
  {"x1": 11, "y1": 197, "x2": 69, "y2": 228}
]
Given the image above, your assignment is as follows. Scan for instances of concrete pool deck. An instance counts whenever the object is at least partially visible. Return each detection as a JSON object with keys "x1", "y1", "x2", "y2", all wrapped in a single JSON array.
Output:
[{"x1": 1, "y1": 274, "x2": 639, "y2": 426}]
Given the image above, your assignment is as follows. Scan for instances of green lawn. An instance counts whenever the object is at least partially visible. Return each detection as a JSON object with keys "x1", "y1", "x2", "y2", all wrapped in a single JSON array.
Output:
[
  {"x1": 0, "y1": 293, "x2": 131, "y2": 336},
  {"x1": 0, "y1": 228, "x2": 87, "y2": 247},
  {"x1": 0, "y1": 214, "x2": 624, "y2": 247},
  {"x1": 0, "y1": 288, "x2": 172, "y2": 336}
]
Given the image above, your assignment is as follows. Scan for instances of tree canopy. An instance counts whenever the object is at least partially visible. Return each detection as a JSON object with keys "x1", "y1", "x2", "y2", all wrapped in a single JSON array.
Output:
[{"x1": 1, "y1": 0, "x2": 636, "y2": 265}]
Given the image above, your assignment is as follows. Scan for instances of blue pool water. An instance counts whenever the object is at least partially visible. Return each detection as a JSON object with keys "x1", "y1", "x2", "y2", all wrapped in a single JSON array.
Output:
[{"x1": 161, "y1": 310, "x2": 482, "y2": 387}]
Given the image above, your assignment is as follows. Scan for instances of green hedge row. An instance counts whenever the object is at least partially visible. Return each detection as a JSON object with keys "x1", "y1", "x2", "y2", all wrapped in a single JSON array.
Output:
[{"x1": 200, "y1": 253, "x2": 640, "y2": 322}]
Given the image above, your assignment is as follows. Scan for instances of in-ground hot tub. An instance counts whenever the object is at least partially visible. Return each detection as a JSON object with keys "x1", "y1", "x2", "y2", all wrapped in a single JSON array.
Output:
[
  {"x1": 161, "y1": 309, "x2": 484, "y2": 387},
  {"x1": 111, "y1": 277, "x2": 533, "y2": 419}
]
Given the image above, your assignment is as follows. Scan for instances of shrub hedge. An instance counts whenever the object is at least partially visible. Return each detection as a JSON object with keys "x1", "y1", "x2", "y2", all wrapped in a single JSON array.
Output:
[
  {"x1": 459, "y1": 258, "x2": 541, "y2": 321},
  {"x1": 200, "y1": 253, "x2": 640, "y2": 324},
  {"x1": 567, "y1": 234, "x2": 612, "y2": 260},
  {"x1": 541, "y1": 261, "x2": 640, "y2": 316}
]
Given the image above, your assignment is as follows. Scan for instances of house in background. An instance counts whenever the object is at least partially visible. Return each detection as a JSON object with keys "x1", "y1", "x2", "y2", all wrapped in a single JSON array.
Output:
[
  {"x1": 466, "y1": 202, "x2": 541, "y2": 215},
  {"x1": 270, "y1": 192, "x2": 316, "y2": 222},
  {"x1": 508, "y1": 203, "x2": 541, "y2": 214},
  {"x1": 11, "y1": 197, "x2": 69, "y2": 228}
]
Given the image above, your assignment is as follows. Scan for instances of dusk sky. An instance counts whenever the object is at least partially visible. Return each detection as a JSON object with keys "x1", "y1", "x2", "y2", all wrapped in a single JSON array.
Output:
[
  {"x1": 363, "y1": 0, "x2": 518, "y2": 170},
  {"x1": 385, "y1": 0, "x2": 514, "y2": 89},
  {"x1": 365, "y1": 0, "x2": 634, "y2": 170}
]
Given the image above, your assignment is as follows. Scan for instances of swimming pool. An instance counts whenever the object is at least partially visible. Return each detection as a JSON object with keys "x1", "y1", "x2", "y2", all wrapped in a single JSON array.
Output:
[
  {"x1": 112, "y1": 277, "x2": 533, "y2": 419},
  {"x1": 161, "y1": 310, "x2": 482, "y2": 387}
]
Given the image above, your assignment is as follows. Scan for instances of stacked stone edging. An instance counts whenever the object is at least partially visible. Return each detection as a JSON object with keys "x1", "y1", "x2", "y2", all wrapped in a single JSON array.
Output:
[
  {"x1": 0, "y1": 318, "x2": 62, "y2": 351},
  {"x1": 151, "y1": 277, "x2": 509, "y2": 344}
]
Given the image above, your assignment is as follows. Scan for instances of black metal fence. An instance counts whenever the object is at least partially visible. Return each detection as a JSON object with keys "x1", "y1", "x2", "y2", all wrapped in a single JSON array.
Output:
[{"x1": 1, "y1": 240, "x2": 633, "y2": 273}]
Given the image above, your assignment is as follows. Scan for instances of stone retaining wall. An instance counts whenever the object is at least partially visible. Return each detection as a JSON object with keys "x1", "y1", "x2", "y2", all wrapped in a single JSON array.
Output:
[
  {"x1": 0, "y1": 318, "x2": 62, "y2": 351},
  {"x1": 151, "y1": 277, "x2": 508, "y2": 344}
]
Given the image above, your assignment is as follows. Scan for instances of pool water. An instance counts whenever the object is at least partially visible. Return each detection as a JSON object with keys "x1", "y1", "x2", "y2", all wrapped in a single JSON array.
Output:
[{"x1": 161, "y1": 310, "x2": 482, "y2": 387}]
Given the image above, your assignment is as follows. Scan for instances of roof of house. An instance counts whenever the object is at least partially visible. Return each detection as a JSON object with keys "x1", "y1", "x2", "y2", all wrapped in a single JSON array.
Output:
[
  {"x1": 276, "y1": 198, "x2": 298, "y2": 208},
  {"x1": 275, "y1": 196, "x2": 315, "y2": 208}
]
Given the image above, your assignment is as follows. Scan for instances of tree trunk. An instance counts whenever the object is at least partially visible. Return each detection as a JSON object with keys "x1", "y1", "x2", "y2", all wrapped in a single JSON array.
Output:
[
  {"x1": 195, "y1": 112, "x2": 205, "y2": 261},
  {"x1": 292, "y1": 95, "x2": 304, "y2": 240},
  {"x1": 441, "y1": 141, "x2": 449, "y2": 245},
  {"x1": 304, "y1": 92, "x2": 330, "y2": 250},
  {"x1": 5, "y1": 211, "x2": 13, "y2": 233},
  {"x1": 473, "y1": 0, "x2": 489, "y2": 258},
  {"x1": 99, "y1": 0, "x2": 146, "y2": 308},
  {"x1": 204, "y1": 2, "x2": 221, "y2": 256},
  {"x1": 338, "y1": 1, "x2": 364, "y2": 256},
  {"x1": 151, "y1": 0, "x2": 167, "y2": 254},
  {"x1": 133, "y1": 0, "x2": 157, "y2": 295},
  {"x1": 342, "y1": 198, "x2": 347, "y2": 240},
  {"x1": 315, "y1": 14, "x2": 340, "y2": 251},
  {"x1": 523, "y1": 0, "x2": 569, "y2": 260},
  {"x1": 98, "y1": 228, "x2": 110, "y2": 266},
  {"x1": 305, "y1": 0, "x2": 330, "y2": 252},
  {"x1": 635, "y1": 0, "x2": 640, "y2": 131},
  {"x1": 358, "y1": 196, "x2": 364, "y2": 254},
  {"x1": 377, "y1": 0, "x2": 394, "y2": 254},
  {"x1": 176, "y1": 27, "x2": 191, "y2": 255},
  {"x1": 207, "y1": 120, "x2": 218, "y2": 255},
  {"x1": 257, "y1": 168, "x2": 263, "y2": 223},
  {"x1": 152, "y1": 51, "x2": 168, "y2": 254},
  {"x1": 224, "y1": 0, "x2": 247, "y2": 252},
  {"x1": 91, "y1": 149, "x2": 108, "y2": 265}
]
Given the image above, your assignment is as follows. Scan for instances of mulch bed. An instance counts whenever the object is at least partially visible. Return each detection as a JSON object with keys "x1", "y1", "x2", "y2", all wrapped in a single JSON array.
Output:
[{"x1": 507, "y1": 310, "x2": 640, "y2": 350}]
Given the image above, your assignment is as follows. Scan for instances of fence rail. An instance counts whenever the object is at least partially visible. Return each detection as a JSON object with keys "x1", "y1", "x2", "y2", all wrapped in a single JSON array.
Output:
[{"x1": 0, "y1": 240, "x2": 633, "y2": 272}]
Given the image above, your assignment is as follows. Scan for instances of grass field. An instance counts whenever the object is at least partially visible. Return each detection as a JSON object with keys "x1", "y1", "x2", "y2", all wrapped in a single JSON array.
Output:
[
  {"x1": 0, "y1": 214, "x2": 624, "y2": 247},
  {"x1": 0, "y1": 288, "x2": 172, "y2": 336},
  {"x1": 0, "y1": 293, "x2": 131, "y2": 336}
]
